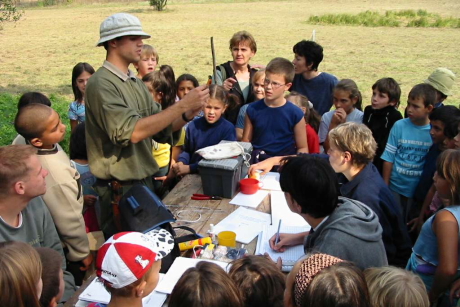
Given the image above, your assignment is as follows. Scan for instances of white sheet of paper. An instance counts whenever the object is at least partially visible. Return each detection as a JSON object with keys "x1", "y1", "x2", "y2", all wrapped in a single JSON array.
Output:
[
  {"x1": 255, "y1": 224, "x2": 310, "y2": 267},
  {"x1": 259, "y1": 172, "x2": 281, "y2": 191},
  {"x1": 229, "y1": 189, "x2": 269, "y2": 208},
  {"x1": 270, "y1": 191, "x2": 310, "y2": 227},
  {"x1": 213, "y1": 207, "x2": 272, "y2": 244},
  {"x1": 79, "y1": 274, "x2": 167, "y2": 306},
  {"x1": 155, "y1": 257, "x2": 230, "y2": 294}
]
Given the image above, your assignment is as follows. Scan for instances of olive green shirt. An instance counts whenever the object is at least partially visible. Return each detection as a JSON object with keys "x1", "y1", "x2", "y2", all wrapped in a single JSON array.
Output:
[{"x1": 85, "y1": 61, "x2": 177, "y2": 180}]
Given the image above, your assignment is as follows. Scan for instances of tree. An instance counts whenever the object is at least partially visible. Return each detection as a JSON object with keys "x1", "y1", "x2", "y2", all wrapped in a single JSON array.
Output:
[
  {"x1": 149, "y1": 0, "x2": 168, "y2": 11},
  {"x1": 0, "y1": 0, "x2": 23, "y2": 29}
]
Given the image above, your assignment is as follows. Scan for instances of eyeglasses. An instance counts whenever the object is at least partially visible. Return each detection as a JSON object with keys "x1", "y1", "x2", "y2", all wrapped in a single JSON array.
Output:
[{"x1": 263, "y1": 79, "x2": 285, "y2": 89}]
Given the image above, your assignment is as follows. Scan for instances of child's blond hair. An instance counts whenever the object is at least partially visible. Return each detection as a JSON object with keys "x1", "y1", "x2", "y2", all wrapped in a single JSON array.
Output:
[
  {"x1": 140, "y1": 44, "x2": 159, "y2": 62},
  {"x1": 328, "y1": 122, "x2": 376, "y2": 166},
  {"x1": 252, "y1": 69, "x2": 265, "y2": 85},
  {"x1": 364, "y1": 267, "x2": 429, "y2": 307}
]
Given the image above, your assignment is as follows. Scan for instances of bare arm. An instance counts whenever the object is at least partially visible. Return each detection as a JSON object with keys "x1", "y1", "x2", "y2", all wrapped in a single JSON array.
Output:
[
  {"x1": 249, "y1": 156, "x2": 285, "y2": 176},
  {"x1": 323, "y1": 109, "x2": 346, "y2": 153},
  {"x1": 382, "y1": 161, "x2": 393, "y2": 186},
  {"x1": 409, "y1": 184, "x2": 436, "y2": 232},
  {"x1": 429, "y1": 210, "x2": 459, "y2": 303},
  {"x1": 294, "y1": 118, "x2": 308, "y2": 153},
  {"x1": 236, "y1": 128, "x2": 243, "y2": 141},
  {"x1": 241, "y1": 114, "x2": 253, "y2": 142},
  {"x1": 131, "y1": 86, "x2": 209, "y2": 143},
  {"x1": 70, "y1": 120, "x2": 78, "y2": 132}
]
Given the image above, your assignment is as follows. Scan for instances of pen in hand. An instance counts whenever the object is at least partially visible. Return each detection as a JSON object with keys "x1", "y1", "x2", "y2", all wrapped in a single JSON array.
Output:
[{"x1": 275, "y1": 219, "x2": 282, "y2": 245}]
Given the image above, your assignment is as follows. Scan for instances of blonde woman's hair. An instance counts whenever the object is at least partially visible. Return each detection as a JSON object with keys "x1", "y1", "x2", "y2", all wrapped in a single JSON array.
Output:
[
  {"x1": 328, "y1": 122, "x2": 376, "y2": 166},
  {"x1": 436, "y1": 149, "x2": 460, "y2": 204},
  {"x1": 0, "y1": 241, "x2": 43, "y2": 307},
  {"x1": 364, "y1": 267, "x2": 429, "y2": 307}
]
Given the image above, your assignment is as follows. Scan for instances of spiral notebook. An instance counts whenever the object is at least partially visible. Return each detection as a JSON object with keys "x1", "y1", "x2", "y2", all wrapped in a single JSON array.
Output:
[{"x1": 255, "y1": 224, "x2": 310, "y2": 271}]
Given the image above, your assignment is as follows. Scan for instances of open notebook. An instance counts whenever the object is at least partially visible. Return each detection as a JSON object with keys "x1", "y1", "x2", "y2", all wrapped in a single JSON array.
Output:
[
  {"x1": 255, "y1": 224, "x2": 310, "y2": 272},
  {"x1": 213, "y1": 206, "x2": 271, "y2": 244}
]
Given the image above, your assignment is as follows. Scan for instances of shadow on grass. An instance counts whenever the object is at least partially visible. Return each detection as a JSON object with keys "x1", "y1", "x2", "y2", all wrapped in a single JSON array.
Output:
[
  {"x1": 0, "y1": 84, "x2": 72, "y2": 96},
  {"x1": 125, "y1": 8, "x2": 148, "y2": 14}
]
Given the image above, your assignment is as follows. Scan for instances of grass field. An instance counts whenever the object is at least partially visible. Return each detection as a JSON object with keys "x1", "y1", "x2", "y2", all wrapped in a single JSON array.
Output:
[{"x1": 1, "y1": 0, "x2": 460, "y2": 147}]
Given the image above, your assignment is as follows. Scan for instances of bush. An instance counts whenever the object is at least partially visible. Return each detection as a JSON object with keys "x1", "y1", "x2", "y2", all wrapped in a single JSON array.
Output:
[
  {"x1": 149, "y1": 0, "x2": 167, "y2": 11},
  {"x1": 307, "y1": 9, "x2": 460, "y2": 28},
  {"x1": 0, "y1": 0, "x2": 23, "y2": 29}
]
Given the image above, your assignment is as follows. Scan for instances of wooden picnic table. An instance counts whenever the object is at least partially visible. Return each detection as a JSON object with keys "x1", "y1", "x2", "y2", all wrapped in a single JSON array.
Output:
[
  {"x1": 162, "y1": 174, "x2": 270, "y2": 254},
  {"x1": 64, "y1": 174, "x2": 270, "y2": 306}
]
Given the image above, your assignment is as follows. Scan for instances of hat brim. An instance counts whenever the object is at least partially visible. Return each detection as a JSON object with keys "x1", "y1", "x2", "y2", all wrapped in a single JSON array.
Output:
[
  {"x1": 96, "y1": 32, "x2": 151, "y2": 47},
  {"x1": 425, "y1": 78, "x2": 452, "y2": 96}
]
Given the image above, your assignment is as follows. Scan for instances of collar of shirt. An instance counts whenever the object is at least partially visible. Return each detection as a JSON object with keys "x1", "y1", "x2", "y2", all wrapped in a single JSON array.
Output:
[
  {"x1": 313, "y1": 215, "x2": 329, "y2": 232},
  {"x1": 103, "y1": 60, "x2": 137, "y2": 82},
  {"x1": 0, "y1": 212, "x2": 23, "y2": 228}
]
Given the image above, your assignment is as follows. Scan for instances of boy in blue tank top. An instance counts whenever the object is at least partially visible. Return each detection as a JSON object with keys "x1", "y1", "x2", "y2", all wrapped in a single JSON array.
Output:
[{"x1": 242, "y1": 57, "x2": 308, "y2": 160}]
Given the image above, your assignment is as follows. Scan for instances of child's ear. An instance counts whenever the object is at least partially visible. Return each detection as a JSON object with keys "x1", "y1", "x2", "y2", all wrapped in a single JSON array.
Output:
[
  {"x1": 426, "y1": 104, "x2": 434, "y2": 113},
  {"x1": 30, "y1": 137, "x2": 43, "y2": 148},
  {"x1": 284, "y1": 83, "x2": 292, "y2": 91},
  {"x1": 388, "y1": 99, "x2": 398, "y2": 107},
  {"x1": 135, "y1": 280, "x2": 147, "y2": 298},
  {"x1": 343, "y1": 151, "x2": 353, "y2": 164},
  {"x1": 222, "y1": 105, "x2": 227, "y2": 113},
  {"x1": 286, "y1": 193, "x2": 302, "y2": 214}
]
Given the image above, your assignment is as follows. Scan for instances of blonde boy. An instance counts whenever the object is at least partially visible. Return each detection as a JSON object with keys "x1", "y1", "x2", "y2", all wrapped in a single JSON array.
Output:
[
  {"x1": 134, "y1": 44, "x2": 159, "y2": 79},
  {"x1": 92, "y1": 230, "x2": 173, "y2": 307},
  {"x1": 14, "y1": 104, "x2": 91, "y2": 283},
  {"x1": 364, "y1": 266, "x2": 429, "y2": 307},
  {"x1": 328, "y1": 122, "x2": 411, "y2": 267},
  {"x1": 242, "y1": 57, "x2": 308, "y2": 159}
]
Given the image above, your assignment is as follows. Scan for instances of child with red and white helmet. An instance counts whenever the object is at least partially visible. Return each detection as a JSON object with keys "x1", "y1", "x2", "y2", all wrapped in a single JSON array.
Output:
[{"x1": 89, "y1": 229, "x2": 174, "y2": 307}]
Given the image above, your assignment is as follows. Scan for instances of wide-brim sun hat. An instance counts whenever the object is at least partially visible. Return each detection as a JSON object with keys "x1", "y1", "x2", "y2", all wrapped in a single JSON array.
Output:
[
  {"x1": 96, "y1": 13, "x2": 151, "y2": 47},
  {"x1": 425, "y1": 67, "x2": 456, "y2": 96}
]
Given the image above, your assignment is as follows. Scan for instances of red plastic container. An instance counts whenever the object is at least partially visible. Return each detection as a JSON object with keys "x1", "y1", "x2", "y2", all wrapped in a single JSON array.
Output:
[{"x1": 240, "y1": 178, "x2": 261, "y2": 195}]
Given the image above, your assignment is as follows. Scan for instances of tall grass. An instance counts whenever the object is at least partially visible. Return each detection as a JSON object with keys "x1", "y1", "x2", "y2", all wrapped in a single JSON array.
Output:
[{"x1": 308, "y1": 10, "x2": 460, "y2": 28}]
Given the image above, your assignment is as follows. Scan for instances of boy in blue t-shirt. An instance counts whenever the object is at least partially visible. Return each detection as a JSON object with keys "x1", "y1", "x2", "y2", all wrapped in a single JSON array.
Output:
[
  {"x1": 242, "y1": 57, "x2": 308, "y2": 159},
  {"x1": 382, "y1": 83, "x2": 437, "y2": 222}
]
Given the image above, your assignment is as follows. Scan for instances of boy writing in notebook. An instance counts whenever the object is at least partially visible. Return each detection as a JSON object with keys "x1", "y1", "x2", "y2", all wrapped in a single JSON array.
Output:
[
  {"x1": 242, "y1": 57, "x2": 308, "y2": 161},
  {"x1": 270, "y1": 155, "x2": 387, "y2": 270}
]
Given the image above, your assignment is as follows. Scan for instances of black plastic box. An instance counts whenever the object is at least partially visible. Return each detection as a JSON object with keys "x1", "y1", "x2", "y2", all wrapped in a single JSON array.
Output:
[{"x1": 198, "y1": 141, "x2": 253, "y2": 198}]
